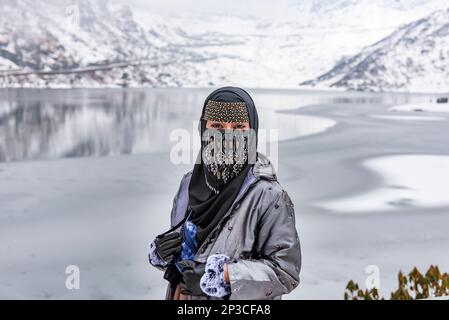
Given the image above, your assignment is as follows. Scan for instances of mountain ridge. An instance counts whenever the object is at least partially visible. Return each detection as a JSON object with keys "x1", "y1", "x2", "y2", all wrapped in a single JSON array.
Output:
[
  {"x1": 301, "y1": 6, "x2": 449, "y2": 93},
  {"x1": 0, "y1": 0, "x2": 448, "y2": 91}
]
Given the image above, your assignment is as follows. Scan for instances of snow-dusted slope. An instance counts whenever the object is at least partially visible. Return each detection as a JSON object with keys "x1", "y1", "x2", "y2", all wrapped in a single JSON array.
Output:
[
  {"x1": 0, "y1": 0, "x2": 199, "y2": 87},
  {"x1": 302, "y1": 6, "x2": 449, "y2": 93},
  {"x1": 0, "y1": 0, "x2": 448, "y2": 89},
  {"x1": 136, "y1": 0, "x2": 449, "y2": 89},
  {"x1": 0, "y1": 0, "x2": 155, "y2": 68}
]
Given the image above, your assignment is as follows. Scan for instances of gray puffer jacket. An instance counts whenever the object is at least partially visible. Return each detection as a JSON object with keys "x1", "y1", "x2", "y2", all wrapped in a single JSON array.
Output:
[{"x1": 162, "y1": 153, "x2": 301, "y2": 300}]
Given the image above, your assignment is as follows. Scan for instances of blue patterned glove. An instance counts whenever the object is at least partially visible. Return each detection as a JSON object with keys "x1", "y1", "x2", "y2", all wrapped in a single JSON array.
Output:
[{"x1": 200, "y1": 254, "x2": 231, "y2": 298}]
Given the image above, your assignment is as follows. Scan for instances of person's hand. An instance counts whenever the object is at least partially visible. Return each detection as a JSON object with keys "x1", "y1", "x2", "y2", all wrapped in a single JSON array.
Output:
[
  {"x1": 154, "y1": 232, "x2": 182, "y2": 265},
  {"x1": 177, "y1": 260, "x2": 206, "y2": 296},
  {"x1": 224, "y1": 263, "x2": 230, "y2": 283}
]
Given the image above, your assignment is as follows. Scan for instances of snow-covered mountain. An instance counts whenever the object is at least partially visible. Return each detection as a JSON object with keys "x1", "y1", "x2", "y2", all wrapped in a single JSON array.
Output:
[
  {"x1": 0, "y1": 0, "x2": 204, "y2": 87},
  {"x1": 302, "y1": 6, "x2": 449, "y2": 93},
  {"x1": 136, "y1": 0, "x2": 449, "y2": 89},
  {"x1": 0, "y1": 0, "x2": 448, "y2": 90}
]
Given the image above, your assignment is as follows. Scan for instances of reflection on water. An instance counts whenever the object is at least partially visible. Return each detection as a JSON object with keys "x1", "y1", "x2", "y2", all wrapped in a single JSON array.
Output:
[
  {"x1": 0, "y1": 89, "x2": 206, "y2": 162},
  {"x1": 0, "y1": 88, "x2": 428, "y2": 162}
]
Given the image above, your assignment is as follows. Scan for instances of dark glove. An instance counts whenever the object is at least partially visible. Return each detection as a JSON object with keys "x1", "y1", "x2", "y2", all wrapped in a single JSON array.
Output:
[
  {"x1": 154, "y1": 232, "x2": 183, "y2": 265},
  {"x1": 177, "y1": 260, "x2": 206, "y2": 296}
]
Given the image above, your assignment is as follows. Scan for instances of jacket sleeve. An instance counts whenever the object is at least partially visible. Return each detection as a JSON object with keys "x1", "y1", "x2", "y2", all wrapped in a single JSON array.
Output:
[
  {"x1": 170, "y1": 172, "x2": 192, "y2": 227},
  {"x1": 149, "y1": 174, "x2": 187, "y2": 272},
  {"x1": 227, "y1": 190, "x2": 302, "y2": 300}
]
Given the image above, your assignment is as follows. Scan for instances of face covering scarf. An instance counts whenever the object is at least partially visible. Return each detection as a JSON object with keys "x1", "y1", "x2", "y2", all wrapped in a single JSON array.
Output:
[
  {"x1": 188, "y1": 87, "x2": 259, "y2": 248},
  {"x1": 202, "y1": 129, "x2": 249, "y2": 193}
]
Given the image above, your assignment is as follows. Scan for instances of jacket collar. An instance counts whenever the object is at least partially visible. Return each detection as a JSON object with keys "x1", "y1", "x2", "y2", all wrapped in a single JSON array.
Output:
[{"x1": 252, "y1": 153, "x2": 277, "y2": 181}]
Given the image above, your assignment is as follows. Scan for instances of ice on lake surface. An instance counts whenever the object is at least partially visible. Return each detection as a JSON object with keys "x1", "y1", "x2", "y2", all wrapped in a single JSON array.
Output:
[{"x1": 1, "y1": 88, "x2": 449, "y2": 299}]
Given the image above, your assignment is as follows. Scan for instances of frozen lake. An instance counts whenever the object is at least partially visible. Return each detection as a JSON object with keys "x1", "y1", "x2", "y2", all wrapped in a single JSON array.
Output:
[{"x1": 0, "y1": 88, "x2": 448, "y2": 299}]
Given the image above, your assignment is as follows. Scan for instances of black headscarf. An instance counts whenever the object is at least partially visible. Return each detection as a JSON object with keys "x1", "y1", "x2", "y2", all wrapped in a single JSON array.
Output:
[{"x1": 188, "y1": 87, "x2": 259, "y2": 247}]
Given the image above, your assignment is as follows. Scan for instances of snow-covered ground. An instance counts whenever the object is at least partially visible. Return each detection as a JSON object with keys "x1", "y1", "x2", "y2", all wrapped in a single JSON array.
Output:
[
  {"x1": 390, "y1": 103, "x2": 449, "y2": 113},
  {"x1": 371, "y1": 115, "x2": 446, "y2": 121},
  {"x1": 0, "y1": 153, "x2": 186, "y2": 299},
  {"x1": 319, "y1": 155, "x2": 449, "y2": 213}
]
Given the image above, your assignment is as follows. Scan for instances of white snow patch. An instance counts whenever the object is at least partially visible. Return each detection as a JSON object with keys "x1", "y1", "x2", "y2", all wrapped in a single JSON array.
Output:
[
  {"x1": 390, "y1": 103, "x2": 449, "y2": 113},
  {"x1": 319, "y1": 154, "x2": 449, "y2": 213},
  {"x1": 371, "y1": 114, "x2": 446, "y2": 121}
]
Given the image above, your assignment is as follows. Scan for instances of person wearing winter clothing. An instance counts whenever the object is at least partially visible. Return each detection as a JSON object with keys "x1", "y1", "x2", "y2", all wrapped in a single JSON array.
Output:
[{"x1": 149, "y1": 86, "x2": 301, "y2": 300}]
